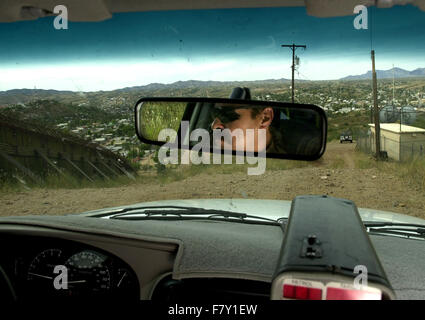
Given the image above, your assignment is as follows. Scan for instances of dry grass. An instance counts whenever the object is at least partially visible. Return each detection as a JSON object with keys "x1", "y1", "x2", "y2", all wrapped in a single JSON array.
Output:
[{"x1": 354, "y1": 149, "x2": 425, "y2": 192}]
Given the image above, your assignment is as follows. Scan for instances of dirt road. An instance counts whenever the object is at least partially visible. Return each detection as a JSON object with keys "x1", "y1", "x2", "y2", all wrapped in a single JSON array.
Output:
[{"x1": 1, "y1": 142, "x2": 425, "y2": 219}]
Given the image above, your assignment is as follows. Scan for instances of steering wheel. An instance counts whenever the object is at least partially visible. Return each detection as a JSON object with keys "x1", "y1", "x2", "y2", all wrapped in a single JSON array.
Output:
[{"x1": 0, "y1": 264, "x2": 17, "y2": 303}]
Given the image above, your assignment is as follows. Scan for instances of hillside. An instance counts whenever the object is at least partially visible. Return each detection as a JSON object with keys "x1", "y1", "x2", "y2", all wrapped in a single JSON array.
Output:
[{"x1": 1, "y1": 99, "x2": 120, "y2": 128}]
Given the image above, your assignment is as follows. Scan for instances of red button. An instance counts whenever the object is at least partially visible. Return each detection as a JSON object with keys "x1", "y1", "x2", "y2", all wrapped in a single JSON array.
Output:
[
  {"x1": 308, "y1": 287, "x2": 322, "y2": 300},
  {"x1": 283, "y1": 284, "x2": 322, "y2": 300},
  {"x1": 283, "y1": 284, "x2": 296, "y2": 298},
  {"x1": 295, "y1": 286, "x2": 308, "y2": 299}
]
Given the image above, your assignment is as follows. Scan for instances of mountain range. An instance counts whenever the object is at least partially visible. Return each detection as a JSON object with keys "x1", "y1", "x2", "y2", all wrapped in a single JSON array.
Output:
[
  {"x1": 0, "y1": 78, "x2": 292, "y2": 105},
  {"x1": 0, "y1": 68, "x2": 424, "y2": 105},
  {"x1": 116, "y1": 78, "x2": 292, "y2": 92},
  {"x1": 340, "y1": 67, "x2": 425, "y2": 80}
]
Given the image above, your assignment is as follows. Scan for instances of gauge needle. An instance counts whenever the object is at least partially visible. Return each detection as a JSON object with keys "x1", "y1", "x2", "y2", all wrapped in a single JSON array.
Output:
[
  {"x1": 117, "y1": 272, "x2": 127, "y2": 288},
  {"x1": 28, "y1": 272, "x2": 53, "y2": 280},
  {"x1": 67, "y1": 280, "x2": 87, "y2": 284},
  {"x1": 28, "y1": 273, "x2": 87, "y2": 284}
]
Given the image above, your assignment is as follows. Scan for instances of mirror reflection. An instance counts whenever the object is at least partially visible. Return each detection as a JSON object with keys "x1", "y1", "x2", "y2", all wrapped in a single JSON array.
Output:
[{"x1": 136, "y1": 99, "x2": 326, "y2": 159}]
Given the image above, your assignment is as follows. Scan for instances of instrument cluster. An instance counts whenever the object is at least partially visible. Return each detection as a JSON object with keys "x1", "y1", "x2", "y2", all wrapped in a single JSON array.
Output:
[{"x1": 0, "y1": 235, "x2": 140, "y2": 301}]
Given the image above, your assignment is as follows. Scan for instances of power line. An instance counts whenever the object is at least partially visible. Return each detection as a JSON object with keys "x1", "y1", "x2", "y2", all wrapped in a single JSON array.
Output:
[{"x1": 297, "y1": 70, "x2": 312, "y2": 82}]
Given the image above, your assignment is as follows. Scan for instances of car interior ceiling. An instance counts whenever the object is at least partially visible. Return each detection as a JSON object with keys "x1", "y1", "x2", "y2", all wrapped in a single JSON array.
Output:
[{"x1": 5, "y1": 0, "x2": 419, "y2": 22}]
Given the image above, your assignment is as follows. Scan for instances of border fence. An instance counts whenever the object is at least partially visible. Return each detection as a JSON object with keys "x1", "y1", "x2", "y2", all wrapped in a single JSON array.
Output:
[
  {"x1": 400, "y1": 141, "x2": 425, "y2": 159},
  {"x1": 0, "y1": 113, "x2": 136, "y2": 186},
  {"x1": 356, "y1": 134, "x2": 373, "y2": 155}
]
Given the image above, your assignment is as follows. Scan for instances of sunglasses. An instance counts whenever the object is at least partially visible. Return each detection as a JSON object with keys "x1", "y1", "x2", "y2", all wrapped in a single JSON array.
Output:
[{"x1": 211, "y1": 107, "x2": 242, "y2": 124}]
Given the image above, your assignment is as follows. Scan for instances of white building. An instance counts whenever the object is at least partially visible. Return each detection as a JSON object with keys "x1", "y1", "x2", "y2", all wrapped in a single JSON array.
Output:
[{"x1": 369, "y1": 123, "x2": 425, "y2": 161}]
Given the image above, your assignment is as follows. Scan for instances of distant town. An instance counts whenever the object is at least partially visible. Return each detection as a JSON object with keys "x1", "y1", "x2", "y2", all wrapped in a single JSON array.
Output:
[{"x1": 1, "y1": 73, "x2": 424, "y2": 162}]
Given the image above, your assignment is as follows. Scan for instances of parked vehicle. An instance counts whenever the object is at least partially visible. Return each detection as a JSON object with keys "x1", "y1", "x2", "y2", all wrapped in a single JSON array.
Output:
[{"x1": 340, "y1": 132, "x2": 353, "y2": 143}]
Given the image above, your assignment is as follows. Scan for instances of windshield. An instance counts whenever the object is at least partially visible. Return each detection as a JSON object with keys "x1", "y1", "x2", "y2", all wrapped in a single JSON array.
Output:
[{"x1": 1, "y1": 5, "x2": 425, "y2": 223}]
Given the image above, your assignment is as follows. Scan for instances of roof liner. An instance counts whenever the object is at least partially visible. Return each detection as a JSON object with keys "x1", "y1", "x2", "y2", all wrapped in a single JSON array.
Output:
[{"x1": 0, "y1": 0, "x2": 425, "y2": 22}]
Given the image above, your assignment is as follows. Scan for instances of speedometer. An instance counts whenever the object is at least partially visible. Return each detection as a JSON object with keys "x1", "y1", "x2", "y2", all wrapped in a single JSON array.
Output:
[
  {"x1": 27, "y1": 248, "x2": 66, "y2": 295},
  {"x1": 65, "y1": 250, "x2": 111, "y2": 294}
]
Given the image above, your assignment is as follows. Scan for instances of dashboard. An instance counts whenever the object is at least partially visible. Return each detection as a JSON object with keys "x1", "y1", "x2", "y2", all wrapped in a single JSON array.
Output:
[
  {"x1": 0, "y1": 214, "x2": 424, "y2": 301},
  {"x1": 0, "y1": 216, "x2": 283, "y2": 302},
  {"x1": 0, "y1": 229, "x2": 271, "y2": 302},
  {"x1": 0, "y1": 223, "x2": 181, "y2": 302}
]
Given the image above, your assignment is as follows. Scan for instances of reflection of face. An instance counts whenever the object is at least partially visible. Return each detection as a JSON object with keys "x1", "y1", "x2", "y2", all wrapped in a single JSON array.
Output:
[{"x1": 211, "y1": 107, "x2": 273, "y2": 152}]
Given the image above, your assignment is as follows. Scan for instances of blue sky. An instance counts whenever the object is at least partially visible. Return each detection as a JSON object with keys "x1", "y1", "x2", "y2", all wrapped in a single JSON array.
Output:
[{"x1": 0, "y1": 5, "x2": 424, "y2": 91}]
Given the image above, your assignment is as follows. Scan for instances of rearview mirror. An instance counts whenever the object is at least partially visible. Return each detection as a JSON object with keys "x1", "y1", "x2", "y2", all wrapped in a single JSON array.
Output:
[{"x1": 135, "y1": 98, "x2": 327, "y2": 160}]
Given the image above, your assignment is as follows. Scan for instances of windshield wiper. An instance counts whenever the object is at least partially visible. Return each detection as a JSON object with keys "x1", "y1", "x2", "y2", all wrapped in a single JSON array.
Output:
[
  {"x1": 89, "y1": 205, "x2": 208, "y2": 217},
  {"x1": 90, "y1": 205, "x2": 281, "y2": 225},
  {"x1": 363, "y1": 222, "x2": 425, "y2": 240},
  {"x1": 97, "y1": 206, "x2": 280, "y2": 225}
]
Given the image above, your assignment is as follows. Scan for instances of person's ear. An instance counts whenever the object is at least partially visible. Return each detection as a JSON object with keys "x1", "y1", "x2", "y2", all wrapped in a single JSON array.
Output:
[{"x1": 259, "y1": 107, "x2": 274, "y2": 129}]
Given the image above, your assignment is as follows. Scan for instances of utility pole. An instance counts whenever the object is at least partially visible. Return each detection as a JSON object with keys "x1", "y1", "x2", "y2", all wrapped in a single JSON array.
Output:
[
  {"x1": 392, "y1": 64, "x2": 395, "y2": 107},
  {"x1": 281, "y1": 43, "x2": 306, "y2": 103},
  {"x1": 371, "y1": 50, "x2": 381, "y2": 160},
  {"x1": 393, "y1": 64, "x2": 402, "y2": 132}
]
